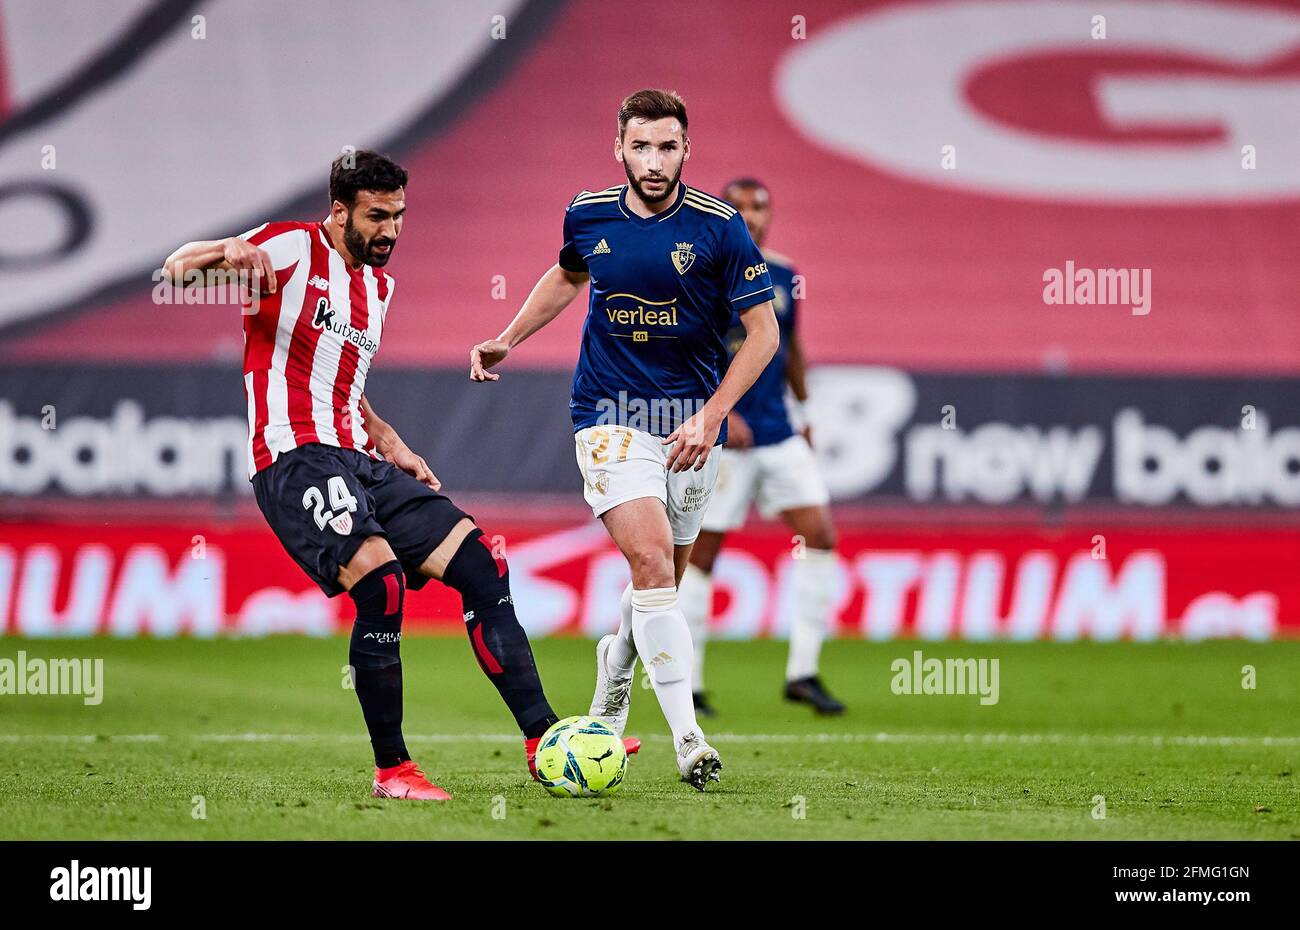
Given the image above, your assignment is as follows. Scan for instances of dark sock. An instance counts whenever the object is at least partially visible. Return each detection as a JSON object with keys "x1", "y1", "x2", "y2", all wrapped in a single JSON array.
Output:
[
  {"x1": 442, "y1": 529, "x2": 558, "y2": 739},
  {"x1": 348, "y1": 560, "x2": 410, "y2": 769}
]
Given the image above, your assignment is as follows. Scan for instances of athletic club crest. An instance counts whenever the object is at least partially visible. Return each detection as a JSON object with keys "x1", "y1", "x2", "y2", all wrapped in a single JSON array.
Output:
[
  {"x1": 329, "y1": 512, "x2": 353, "y2": 535},
  {"x1": 670, "y1": 242, "x2": 695, "y2": 275}
]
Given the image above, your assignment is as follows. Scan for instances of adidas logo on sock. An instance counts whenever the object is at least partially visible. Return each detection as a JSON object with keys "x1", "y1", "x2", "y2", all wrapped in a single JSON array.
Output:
[{"x1": 647, "y1": 651, "x2": 673, "y2": 666}]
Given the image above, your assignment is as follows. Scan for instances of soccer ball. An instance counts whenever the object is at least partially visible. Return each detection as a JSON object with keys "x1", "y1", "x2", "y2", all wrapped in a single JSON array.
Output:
[{"x1": 534, "y1": 715, "x2": 627, "y2": 797}]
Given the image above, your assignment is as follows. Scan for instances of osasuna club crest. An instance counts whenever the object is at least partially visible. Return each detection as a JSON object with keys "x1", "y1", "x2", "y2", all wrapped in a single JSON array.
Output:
[{"x1": 670, "y1": 242, "x2": 695, "y2": 275}]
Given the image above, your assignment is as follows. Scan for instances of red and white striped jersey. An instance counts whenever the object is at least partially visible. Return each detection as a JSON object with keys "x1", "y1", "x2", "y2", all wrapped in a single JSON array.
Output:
[{"x1": 239, "y1": 221, "x2": 394, "y2": 478}]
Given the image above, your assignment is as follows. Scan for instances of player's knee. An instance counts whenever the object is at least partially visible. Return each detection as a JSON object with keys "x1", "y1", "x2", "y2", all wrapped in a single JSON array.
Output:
[
  {"x1": 689, "y1": 532, "x2": 723, "y2": 573},
  {"x1": 348, "y1": 560, "x2": 405, "y2": 620},
  {"x1": 789, "y1": 510, "x2": 837, "y2": 551},
  {"x1": 441, "y1": 528, "x2": 510, "y2": 607},
  {"x1": 348, "y1": 561, "x2": 404, "y2": 669},
  {"x1": 625, "y1": 545, "x2": 674, "y2": 590},
  {"x1": 803, "y1": 527, "x2": 837, "y2": 551},
  {"x1": 340, "y1": 536, "x2": 398, "y2": 589}
]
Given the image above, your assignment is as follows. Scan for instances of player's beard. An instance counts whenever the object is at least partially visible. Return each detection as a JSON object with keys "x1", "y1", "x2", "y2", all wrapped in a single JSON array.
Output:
[
  {"x1": 625, "y1": 161, "x2": 682, "y2": 205},
  {"x1": 344, "y1": 215, "x2": 396, "y2": 267}
]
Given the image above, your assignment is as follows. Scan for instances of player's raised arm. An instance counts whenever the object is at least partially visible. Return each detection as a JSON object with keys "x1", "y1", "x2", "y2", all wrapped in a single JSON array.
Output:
[
  {"x1": 665, "y1": 208, "x2": 780, "y2": 472},
  {"x1": 471, "y1": 196, "x2": 593, "y2": 381},
  {"x1": 664, "y1": 299, "x2": 778, "y2": 472},
  {"x1": 469, "y1": 263, "x2": 588, "y2": 381},
  {"x1": 162, "y1": 235, "x2": 278, "y2": 294}
]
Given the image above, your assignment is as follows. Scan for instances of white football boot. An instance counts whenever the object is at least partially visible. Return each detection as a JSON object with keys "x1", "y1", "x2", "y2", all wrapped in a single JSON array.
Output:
[
  {"x1": 588, "y1": 634, "x2": 633, "y2": 737},
  {"x1": 676, "y1": 730, "x2": 722, "y2": 790}
]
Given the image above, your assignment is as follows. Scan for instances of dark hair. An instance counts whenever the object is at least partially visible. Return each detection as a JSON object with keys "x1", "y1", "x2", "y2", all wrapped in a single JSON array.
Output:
[
  {"x1": 724, "y1": 177, "x2": 768, "y2": 198},
  {"x1": 329, "y1": 149, "x2": 408, "y2": 207},
  {"x1": 618, "y1": 89, "x2": 688, "y2": 138}
]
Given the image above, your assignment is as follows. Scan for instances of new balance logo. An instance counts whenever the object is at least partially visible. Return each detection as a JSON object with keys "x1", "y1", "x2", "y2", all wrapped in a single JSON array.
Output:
[
  {"x1": 307, "y1": 274, "x2": 330, "y2": 291},
  {"x1": 647, "y1": 651, "x2": 673, "y2": 666},
  {"x1": 593, "y1": 238, "x2": 612, "y2": 255}
]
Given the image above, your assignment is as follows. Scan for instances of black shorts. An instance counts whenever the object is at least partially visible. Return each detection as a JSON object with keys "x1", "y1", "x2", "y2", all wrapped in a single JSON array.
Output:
[{"x1": 252, "y1": 444, "x2": 471, "y2": 597}]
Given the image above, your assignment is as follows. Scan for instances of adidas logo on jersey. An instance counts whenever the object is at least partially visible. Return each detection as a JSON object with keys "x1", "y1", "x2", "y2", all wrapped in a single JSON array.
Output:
[
  {"x1": 307, "y1": 274, "x2": 330, "y2": 291},
  {"x1": 593, "y1": 238, "x2": 612, "y2": 254}
]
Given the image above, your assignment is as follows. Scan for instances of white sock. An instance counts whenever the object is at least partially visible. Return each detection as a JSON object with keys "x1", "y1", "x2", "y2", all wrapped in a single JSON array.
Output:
[
  {"x1": 786, "y1": 548, "x2": 837, "y2": 682},
  {"x1": 630, "y1": 587, "x2": 701, "y2": 745},
  {"x1": 607, "y1": 582, "x2": 637, "y2": 675},
  {"x1": 677, "y1": 563, "x2": 712, "y2": 692}
]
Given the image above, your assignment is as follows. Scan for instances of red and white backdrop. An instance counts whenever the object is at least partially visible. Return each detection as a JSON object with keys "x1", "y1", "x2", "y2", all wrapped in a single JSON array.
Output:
[
  {"x1": 1, "y1": 520, "x2": 1296, "y2": 638},
  {"x1": 0, "y1": 0, "x2": 1297, "y2": 637}
]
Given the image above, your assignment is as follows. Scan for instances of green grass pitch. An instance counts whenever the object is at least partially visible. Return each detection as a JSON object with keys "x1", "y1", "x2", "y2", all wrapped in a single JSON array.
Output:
[{"x1": 1, "y1": 636, "x2": 1297, "y2": 840}]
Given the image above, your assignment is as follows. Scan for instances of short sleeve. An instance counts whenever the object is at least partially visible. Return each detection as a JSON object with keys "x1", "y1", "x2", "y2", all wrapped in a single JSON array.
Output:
[
  {"x1": 558, "y1": 207, "x2": 588, "y2": 273},
  {"x1": 240, "y1": 222, "x2": 308, "y2": 272},
  {"x1": 719, "y1": 213, "x2": 773, "y2": 311}
]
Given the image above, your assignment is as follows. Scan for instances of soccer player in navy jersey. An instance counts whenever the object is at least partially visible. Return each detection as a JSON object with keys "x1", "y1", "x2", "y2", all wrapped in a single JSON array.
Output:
[
  {"x1": 470, "y1": 89, "x2": 779, "y2": 789},
  {"x1": 678, "y1": 178, "x2": 846, "y2": 717}
]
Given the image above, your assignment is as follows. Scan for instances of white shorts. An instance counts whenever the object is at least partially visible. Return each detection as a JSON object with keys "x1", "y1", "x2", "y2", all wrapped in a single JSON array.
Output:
[
  {"x1": 701, "y1": 433, "x2": 831, "y2": 533},
  {"x1": 574, "y1": 425, "x2": 721, "y2": 546}
]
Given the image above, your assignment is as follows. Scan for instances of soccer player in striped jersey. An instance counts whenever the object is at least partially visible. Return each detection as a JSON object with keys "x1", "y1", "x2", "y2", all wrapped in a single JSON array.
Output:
[
  {"x1": 470, "y1": 90, "x2": 780, "y2": 789},
  {"x1": 678, "y1": 178, "x2": 846, "y2": 717},
  {"x1": 163, "y1": 150, "x2": 637, "y2": 801}
]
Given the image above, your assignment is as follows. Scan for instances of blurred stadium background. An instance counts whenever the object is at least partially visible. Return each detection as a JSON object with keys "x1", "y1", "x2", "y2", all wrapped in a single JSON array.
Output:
[{"x1": 1, "y1": 0, "x2": 1297, "y2": 645}]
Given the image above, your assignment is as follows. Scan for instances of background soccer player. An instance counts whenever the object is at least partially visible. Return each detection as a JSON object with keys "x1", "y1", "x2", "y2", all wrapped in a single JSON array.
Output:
[
  {"x1": 162, "y1": 151, "x2": 631, "y2": 800},
  {"x1": 678, "y1": 179, "x2": 846, "y2": 717},
  {"x1": 469, "y1": 90, "x2": 779, "y2": 789}
]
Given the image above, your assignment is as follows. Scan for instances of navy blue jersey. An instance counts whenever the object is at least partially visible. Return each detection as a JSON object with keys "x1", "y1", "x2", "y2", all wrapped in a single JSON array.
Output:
[
  {"x1": 559, "y1": 183, "x2": 774, "y2": 443},
  {"x1": 725, "y1": 250, "x2": 799, "y2": 447}
]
